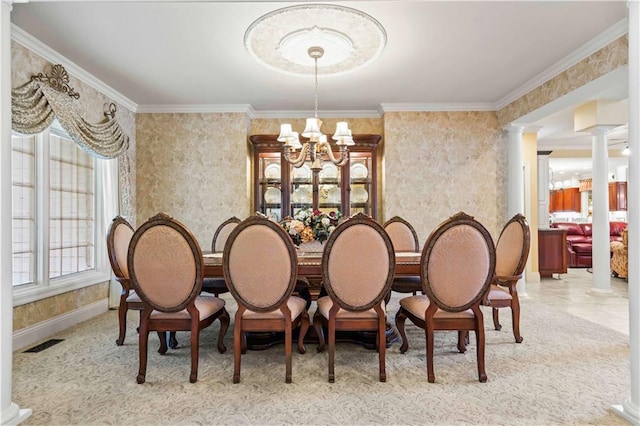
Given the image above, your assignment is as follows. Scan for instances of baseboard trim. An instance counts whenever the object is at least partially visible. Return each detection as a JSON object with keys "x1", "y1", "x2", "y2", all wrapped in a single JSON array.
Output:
[{"x1": 13, "y1": 299, "x2": 109, "y2": 352}]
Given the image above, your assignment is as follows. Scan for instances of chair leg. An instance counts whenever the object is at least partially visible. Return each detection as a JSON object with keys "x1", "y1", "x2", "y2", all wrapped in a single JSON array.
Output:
[
  {"x1": 189, "y1": 327, "x2": 199, "y2": 383},
  {"x1": 457, "y1": 331, "x2": 468, "y2": 353},
  {"x1": 116, "y1": 294, "x2": 128, "y2": 346},
  {"x1": 426, "y1": 323, "x2": 435, "y2": 383},
  {"x1": 233, "y1": 313, "x2": 242, "y2": 384},
  {"x1": 476, "y1": 325, "x2": 487, "y2": 383},
  {"x1": 217, "y1": 308, "x2": 230, "y2": 353},
  {"x1": 313, "y1": 311, "x2": 326, "y2": 353},
  {"x1": 395, "y1": 307, "x2": 410, "y2": 353},
  {"x1": 492, "y1": 308, "x2": 502, "y2": 331},
  {"x1": 298, "y1": 313, "x2": 309, "y2": 355},
  {"x1": 378, "y1": 315, "x2": 387, "y2": 382},
  {"x1": 137, "y1": 322, "x2": 149, "y2": 384},
  {"x1": 285, "y1": 319, "x2": 293, "y2": 383},
  {"x1": 157, "y1": 332, "x2": 168, "y2": 354},
  {"x1": 511, "y1": 296, "x2": 523, "y2": 343},
  {"x1": 328, "y1": 318, "x2": 335, "y2": 383},
  {"x1": 169, "y1": 332, "x2": 178, "y2": 349}
]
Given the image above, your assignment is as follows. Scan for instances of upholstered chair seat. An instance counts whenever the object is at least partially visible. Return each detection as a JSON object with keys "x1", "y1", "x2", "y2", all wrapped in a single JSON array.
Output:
[
  {"x1": 241, "y1": 296, "x2": 307, "y2": 319},
  {"x1": 399, "y1": 295, "x2": 475, "y2": 319},
  {"x1": 316, "y1": 297, "x2": 384, "y2": 319}
]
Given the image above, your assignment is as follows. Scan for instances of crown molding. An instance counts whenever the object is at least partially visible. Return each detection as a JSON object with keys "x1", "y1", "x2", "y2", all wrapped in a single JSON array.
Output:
[
  {"x1": 135, "y1": 104, "x2": 256, "y2": 115},
  {"x1": 380, "y1": 103, "x2": 495, "y2": 113},
  {"x1": 494, "y1": 17, "x2": 629, "y2": 111},
  {"x1": 250, "y1": 109, "x2": 381, "y2": 119},
  {"x1": 11, "y1": 24, "x2": 138, "y2": 112}
]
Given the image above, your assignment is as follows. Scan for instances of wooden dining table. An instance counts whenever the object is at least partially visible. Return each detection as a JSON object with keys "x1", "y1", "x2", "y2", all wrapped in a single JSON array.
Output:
[
  {"x1": 203, "y1": 250, "x2": 422, "y2": 291},
  {"x1": 202, "y1": 250, "x2": 422, "y2": 350}
]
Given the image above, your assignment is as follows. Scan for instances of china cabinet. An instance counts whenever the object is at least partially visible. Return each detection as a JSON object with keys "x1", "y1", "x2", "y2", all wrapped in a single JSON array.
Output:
[{"x1": 250, "y1": 134, "x2": 382, "y2": 221}]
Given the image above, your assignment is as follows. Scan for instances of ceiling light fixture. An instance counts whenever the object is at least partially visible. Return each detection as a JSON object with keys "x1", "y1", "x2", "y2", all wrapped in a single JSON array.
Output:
[{"x1": 277, "y1": 46, "x2": 353, "y2": 172}]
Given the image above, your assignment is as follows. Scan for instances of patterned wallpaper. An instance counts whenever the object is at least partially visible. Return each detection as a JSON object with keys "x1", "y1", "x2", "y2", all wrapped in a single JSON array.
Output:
[
  {"x1": 136, "y1": 113, "x2": 251, "y2": 248},
  {"x1": 383, "y1": 111, "x2": 506, "y2": 245},
  {"x1": 497, "y1": 35, "x2": 628, "y2": 126}
]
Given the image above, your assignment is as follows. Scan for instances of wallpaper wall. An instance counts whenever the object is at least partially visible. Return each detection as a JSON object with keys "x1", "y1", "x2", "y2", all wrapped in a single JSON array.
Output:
[
  {"x1": 11, "y1": 41, "x2": 136, "y2": 331},
  {"x1": 497, "y1": 35, "x2": 628, "y2": 126},
  {"x1": 135, "y1": 113, "x2": 251, "y2": 248},
  {"x1": 383, "y1": 111, "x2": 506, "y2": 244}
]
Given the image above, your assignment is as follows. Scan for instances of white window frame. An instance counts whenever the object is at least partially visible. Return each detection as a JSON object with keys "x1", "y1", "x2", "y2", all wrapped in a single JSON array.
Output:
[{"x1": 12, "y1": 124, "x2": 118, "y2": 307}]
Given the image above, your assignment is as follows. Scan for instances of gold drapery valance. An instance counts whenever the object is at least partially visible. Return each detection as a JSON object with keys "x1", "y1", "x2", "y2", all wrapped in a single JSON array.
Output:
[
  {"x1": 11, "y1": 64, "x2": 129, "y2": 159},
  {"x1": 579, "y1": 178, "x2": 592, "y2": 192}
]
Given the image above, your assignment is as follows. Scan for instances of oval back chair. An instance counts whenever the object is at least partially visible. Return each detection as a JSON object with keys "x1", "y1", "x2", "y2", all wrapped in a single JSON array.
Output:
[
  {"x1": 383, "y1": 216, "x2": 421, "y2": 296},
  {"x1": 128, "y1": 212, "x2": 229, "y2": 384},
  {"x1": 201, "y1": 216, "x2": 241, "y2": 297},
  {"x1": 314, "y1": 212, "x2": 395, "y2": 382},
  {"x1": 223, "y1": 215, "x2": 309, "y2": 384},
  {"x1": 395, "y1": 211, "x2": 495, "y2": 383},
  {"x1": 483, "y1": 213, "x2": 530, "y2": 343}
]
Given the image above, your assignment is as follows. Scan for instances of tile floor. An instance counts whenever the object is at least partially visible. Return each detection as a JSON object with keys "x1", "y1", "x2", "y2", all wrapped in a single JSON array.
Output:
[{"x1": 526, "y1": 267, "x2": 630, "y2": 335}]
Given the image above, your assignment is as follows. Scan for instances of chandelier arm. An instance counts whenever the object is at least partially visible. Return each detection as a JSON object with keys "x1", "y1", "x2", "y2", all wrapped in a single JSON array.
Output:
[
  {"x1": 323, "y1": 145, "x2": 349, "y2": 167},
  {"x1": 284, "y1": 143, "x2": 310, "y2": 168}
]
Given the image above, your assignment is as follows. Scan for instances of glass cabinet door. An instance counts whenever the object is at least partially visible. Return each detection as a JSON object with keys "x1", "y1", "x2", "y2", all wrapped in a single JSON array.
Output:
[
  {"x1": 318, "y1": 162, "x2": 341, "y2": 216},
  {"x1": 349, "y1": 153, "x2": 373, "y2": 217},
  {"x1": 257, "y1": 153, "x2": 282, "y2": 221},
  {"x1": 290, "y1": 161, "x2": 313, "y2": 217}
]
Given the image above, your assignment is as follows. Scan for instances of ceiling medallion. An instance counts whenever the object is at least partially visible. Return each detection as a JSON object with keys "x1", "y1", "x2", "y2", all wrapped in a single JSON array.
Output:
[{"x1": 244, "y1": 4, "x2": 387, "y2": 76}]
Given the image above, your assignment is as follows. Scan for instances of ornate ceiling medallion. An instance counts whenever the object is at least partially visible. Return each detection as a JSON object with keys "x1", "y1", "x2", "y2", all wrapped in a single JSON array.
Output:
[{"x1": 244, "y1": 4, "x2": 386, "y2": 76}]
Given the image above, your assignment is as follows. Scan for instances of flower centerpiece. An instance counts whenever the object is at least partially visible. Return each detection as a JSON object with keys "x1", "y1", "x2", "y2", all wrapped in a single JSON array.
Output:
[{"x1": 281, "y1": 208, "x2": 342, "y2": 246}]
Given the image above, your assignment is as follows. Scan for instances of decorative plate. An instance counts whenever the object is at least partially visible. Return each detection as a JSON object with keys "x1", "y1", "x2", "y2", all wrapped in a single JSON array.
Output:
[
  {"x1": 320, "y1": 163, "x2": 338, "y2": 180},
  {"x1": 264, "y1": 187, "x2": 281, "y2": 204},
  {"x1": 292, "y1": 187, "x2": 312, "y2": 204},
  {"x1": 264, "y1": 163, "x2": 281, "y2": 179},
  {"x1": 327, "y1": 187, "x2": 341, "y2": 203},
  {"x1": 352, "y1": 187, "x2": 369, "y2": 203},
  {"x1": 292, "y1": 164, "x2": 311, "y2": 179},
  {"x1": 351, "y1": 163, "x2": 368, "y2": 179}
]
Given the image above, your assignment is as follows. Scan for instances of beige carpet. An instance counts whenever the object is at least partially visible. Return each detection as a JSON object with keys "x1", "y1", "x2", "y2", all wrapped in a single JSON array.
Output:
[{"x1": 13, "y1": 292, "x2": 630, "y2": 425}]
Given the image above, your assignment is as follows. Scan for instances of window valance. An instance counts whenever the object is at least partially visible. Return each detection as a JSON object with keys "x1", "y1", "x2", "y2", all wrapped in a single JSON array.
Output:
[{"x1": 11, "y1": 64, "x2": 129, "y2": 159}]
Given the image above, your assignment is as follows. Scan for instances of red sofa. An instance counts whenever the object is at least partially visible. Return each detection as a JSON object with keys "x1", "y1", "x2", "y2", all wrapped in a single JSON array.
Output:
[{"x1": 550, "y1": 221, "x2": 627, "y2": 268}]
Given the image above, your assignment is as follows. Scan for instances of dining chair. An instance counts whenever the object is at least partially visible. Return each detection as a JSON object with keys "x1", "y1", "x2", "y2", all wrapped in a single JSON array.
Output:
[
  {"x1": 201, "y1": 216, "x2": 241, "y2": 297},
  {"x1": 482, "y1": 213, "x2": 530, "y2": 343},
  {"x1": 127, "y1": 212, "x2": 230, "y2": 384},
  {"x1": 383, "y1": 215, "x2": 421, "y2": 296},
  {"x1": 223, "y1": 215, "x2": 310, "y2": 384},
  {"x1": 395, "y1": 211, "x2": 496, "y2": 383},
  {"x1": 107, "y1": 216, "x2": 178, "y2": 348},
  {"x1": 313, "y1": 212, "x2": 395, "y2": 382}
]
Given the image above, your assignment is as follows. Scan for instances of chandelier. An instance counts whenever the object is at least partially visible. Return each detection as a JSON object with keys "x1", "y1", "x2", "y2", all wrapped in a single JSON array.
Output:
[{"x1": 276, "y1": 46, "x2": 354, "y2": 173}]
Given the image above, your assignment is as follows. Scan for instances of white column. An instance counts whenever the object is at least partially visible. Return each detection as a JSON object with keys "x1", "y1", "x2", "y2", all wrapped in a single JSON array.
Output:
[
  {"x1": 613, "y1": 1, "x2": 639, "y2": 423},
  {"x1": 0, "y1": 2, "x2": 31, "y2": 425},
  {"x1": 589, "y1": 127, "x2": 614, "y2": 294},
  {"x1": 506, "y1": 124, "x2": 527, "y2": 295},
  {"x1": 537, "y1": 152, "x2": 551, "y2": 228}
]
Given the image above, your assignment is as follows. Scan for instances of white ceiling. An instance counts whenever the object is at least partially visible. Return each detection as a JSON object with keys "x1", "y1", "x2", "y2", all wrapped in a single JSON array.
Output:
[{"x1": 10, "y1": 0, "x2": 631, "y2": 175}]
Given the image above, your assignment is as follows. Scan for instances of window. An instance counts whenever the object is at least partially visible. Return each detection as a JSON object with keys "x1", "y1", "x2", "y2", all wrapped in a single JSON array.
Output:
[{"x1": 11, "y1": 123, "x2": 116, "y2": 305}]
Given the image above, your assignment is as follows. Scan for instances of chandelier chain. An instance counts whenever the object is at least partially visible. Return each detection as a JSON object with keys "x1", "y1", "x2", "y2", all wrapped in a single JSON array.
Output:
[{"x1": 314, "y1": 55, "x2": 319, "y2": 119}]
